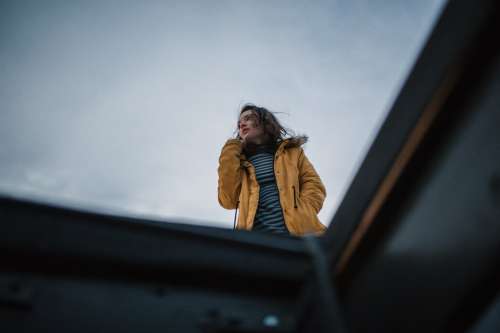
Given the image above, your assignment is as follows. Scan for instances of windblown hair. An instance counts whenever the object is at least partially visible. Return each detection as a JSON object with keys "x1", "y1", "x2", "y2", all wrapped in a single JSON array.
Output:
[{"x1": 235, "y1": 103, "x2": 308, "y2": 148}]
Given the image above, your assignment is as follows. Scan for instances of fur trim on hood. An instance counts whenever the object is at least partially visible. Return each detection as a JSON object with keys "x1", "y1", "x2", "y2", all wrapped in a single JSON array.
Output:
[{"x1": 280, "y1": 135, "x2": 308, "y2": 149}]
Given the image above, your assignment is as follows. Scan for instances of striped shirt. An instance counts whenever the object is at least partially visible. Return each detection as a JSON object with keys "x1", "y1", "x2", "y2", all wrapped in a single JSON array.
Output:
[{"x1": 247, "y1": 145, "x2": 289, "y2": 235}]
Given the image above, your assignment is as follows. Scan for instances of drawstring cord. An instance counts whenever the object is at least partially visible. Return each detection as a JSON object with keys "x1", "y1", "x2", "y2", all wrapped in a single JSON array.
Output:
[{"x1": 233, "y1": 201, "x2": 239, "y2": 230}]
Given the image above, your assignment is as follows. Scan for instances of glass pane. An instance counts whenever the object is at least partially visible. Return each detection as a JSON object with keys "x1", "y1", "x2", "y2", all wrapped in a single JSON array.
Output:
[{"x1": 0, "y1": 0, "x2": 446, "y2": 231}]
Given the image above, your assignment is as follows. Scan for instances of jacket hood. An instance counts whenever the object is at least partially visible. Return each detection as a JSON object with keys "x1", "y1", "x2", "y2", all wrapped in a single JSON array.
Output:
[{"x1": 279, "y1": 135, "x2": 308, "y2": 149}]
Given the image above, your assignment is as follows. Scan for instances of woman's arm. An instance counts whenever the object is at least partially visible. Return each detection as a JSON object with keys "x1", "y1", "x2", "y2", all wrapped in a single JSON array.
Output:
[
  {"x1": 297, "y1": 149, "x2": 326, "y2": 213},
  {"x1": 217, "y1": 139, "x2": 243, "y2": 209}
]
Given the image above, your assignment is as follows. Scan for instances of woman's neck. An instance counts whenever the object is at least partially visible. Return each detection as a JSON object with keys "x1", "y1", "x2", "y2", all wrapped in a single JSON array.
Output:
[{"x1": 243, "y1": 140, "x2": 276, "y2": 157}]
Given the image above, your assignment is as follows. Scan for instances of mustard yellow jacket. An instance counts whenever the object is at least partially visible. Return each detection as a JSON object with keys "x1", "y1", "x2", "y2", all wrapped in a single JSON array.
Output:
[{"x1": 217, "y1": 138, "x2": 327, "y2": 236}]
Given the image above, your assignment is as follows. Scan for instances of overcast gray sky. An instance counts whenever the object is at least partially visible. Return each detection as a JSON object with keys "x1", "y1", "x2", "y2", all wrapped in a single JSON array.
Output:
[{"x1": 0, "y1": 0, "x2": 445, "y2": 229}]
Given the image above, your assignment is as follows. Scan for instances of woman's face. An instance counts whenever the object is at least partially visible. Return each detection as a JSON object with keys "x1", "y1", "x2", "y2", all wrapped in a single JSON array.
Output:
[{"x1": 238, "y1": 110, "x2": 265, "y2": 143}]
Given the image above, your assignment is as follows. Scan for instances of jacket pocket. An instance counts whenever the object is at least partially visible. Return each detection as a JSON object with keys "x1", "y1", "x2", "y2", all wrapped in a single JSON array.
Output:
[{"x1": 292, "y1": 185, "x2": 298, "y2": 208}]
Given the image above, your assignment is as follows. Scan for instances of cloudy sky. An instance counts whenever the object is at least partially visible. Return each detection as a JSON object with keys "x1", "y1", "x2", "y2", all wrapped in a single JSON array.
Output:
[{"x1": 0, "y1": 0, "x2": 445, "y2": 229}]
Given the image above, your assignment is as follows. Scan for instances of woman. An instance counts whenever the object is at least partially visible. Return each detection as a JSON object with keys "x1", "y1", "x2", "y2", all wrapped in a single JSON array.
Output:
[{"x1": 217, "y1": 104, "x2": 327, "y2": 236}]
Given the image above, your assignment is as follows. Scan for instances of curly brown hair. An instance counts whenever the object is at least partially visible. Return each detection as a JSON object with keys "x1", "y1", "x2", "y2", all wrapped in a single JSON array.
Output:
[{"x1": 235, "y1": 103, "x2": 308, "y2": 148}]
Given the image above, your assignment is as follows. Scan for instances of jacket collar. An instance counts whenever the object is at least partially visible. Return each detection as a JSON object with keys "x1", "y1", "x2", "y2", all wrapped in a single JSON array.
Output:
[{"x1": 275, "y1": 139, "x2": 289, "y2": 156}]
